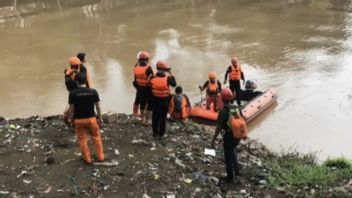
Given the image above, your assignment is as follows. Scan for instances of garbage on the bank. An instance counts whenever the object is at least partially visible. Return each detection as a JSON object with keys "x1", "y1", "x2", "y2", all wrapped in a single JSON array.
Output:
[
  {"x1": 93, "y1": 161, "x2": 119, "y2": 167},
  {"x1": 183, "y1": 178, "x2": 192, "y2": 184},
  {"x1": 204, "y1": 148, "x2": 216, "y2": 156}
]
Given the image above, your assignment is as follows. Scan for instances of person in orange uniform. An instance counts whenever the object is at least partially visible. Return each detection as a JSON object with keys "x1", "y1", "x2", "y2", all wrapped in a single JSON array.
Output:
[
  {"x1": 64, "y1": 56, "x2": 94, "y2": 126},
  {"x1": 169, "y1": 86, "x2": 191, "y2": 120},
  {"x1": 150, "y1": 60, "x2": 177, "y2": 138},
  {"x1": 68, "y1": 72, "x2": 104, "y2": 164},
  {"x1": 211, "y1": 88, "x2": 248, "y2": 183},
  {"x1": 224, "y1": 57, "x2": 245, "y2": 106},
  {"x1": 199, "y1": 72, "x2": 222, "y2": 112},
  {"x1": 133, "y1": 51, "x2": 154, "y2": 124}
]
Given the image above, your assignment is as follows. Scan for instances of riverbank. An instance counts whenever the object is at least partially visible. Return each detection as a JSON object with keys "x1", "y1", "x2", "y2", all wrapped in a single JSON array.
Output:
[{"x1": 0, "y1": 114, "x2": 351, "y2": 197}]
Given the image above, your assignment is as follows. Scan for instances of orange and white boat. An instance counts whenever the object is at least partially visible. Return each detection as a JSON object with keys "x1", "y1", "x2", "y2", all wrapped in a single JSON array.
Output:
[{"x1": 190, "y1": 88, "x2": 278, "y2": 123}]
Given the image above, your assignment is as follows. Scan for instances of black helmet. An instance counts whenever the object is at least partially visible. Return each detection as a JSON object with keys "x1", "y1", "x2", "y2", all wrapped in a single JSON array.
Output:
[{"x1": 245, "y1": 80, "x2": 257, "y2": 90}]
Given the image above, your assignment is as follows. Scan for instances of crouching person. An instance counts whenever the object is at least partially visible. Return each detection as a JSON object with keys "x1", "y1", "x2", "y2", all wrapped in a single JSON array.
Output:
[
  {"x1": 169, "y1": 86, "x2": 191, "y2": 120},
  {"x1": 68, "y1": 72, "x2": 104, "y2": 164},
  {"x1": 211, "y1": 88, "x2": 248, "y2": 183}
]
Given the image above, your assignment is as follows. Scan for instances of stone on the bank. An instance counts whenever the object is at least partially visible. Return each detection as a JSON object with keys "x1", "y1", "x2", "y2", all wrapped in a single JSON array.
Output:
[
  {"x1": 102, "y1": 112, "x2": 118, "y2": 123},
  {"x1": 0, "y1": 116, "x2": 6, "y2": 125}
]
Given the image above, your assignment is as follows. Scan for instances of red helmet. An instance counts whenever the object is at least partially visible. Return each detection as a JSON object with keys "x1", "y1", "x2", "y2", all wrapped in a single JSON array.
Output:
[
  {"x1": 156, "y1": 60, "x2": 170, "y2": 71},
  {"x1": 137, "y1": 51, "x2": 150, "y2": 60},
  {"x1": 231, "y1": 56, "x2": 238, "y2": 66},
  {"x1": 208, "y1": 72, "x2": 216, "y2": 80},
  {"x1": 69, "y1": 57, "x2": 81, "y2": 66},
  {"x1": 221, "y1": 88, "x2": 234, "y2": 101}
]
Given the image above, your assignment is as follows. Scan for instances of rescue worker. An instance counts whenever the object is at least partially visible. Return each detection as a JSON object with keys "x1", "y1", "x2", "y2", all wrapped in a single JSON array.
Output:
[
  {"x1": 199, "y1": 72, "x2": 222, "y2": 112},
  {"x1": 240, "y1": 80, "x2": 263, "y2": 101},
  {"x1": 68, "y1": 72, "x2": 104, "y2": 164},
  {"x1": 64, "y1": 56, "x2": 93, "y2": 125},
  {"x1": 133, "y1": 51, "x2": 154, "y2": 124},
  {"x1": 64, "y1": 56, "x2": 93, "y2": 91},
  {"x1": 150, "y1": 60, "x2": 176, "y2": 138},
  {"x1": 224, "y1": 57, "x2": 245, "y2": 106},
  {"x1": 169, "y1": 86, "x2": 191, "y2": 120},
  {"x1": 211, "y1": 88, "x2": 248, "y2": 183},
  {"x1": 76, "y1": 52, "x2": 94, "y2": 88}
]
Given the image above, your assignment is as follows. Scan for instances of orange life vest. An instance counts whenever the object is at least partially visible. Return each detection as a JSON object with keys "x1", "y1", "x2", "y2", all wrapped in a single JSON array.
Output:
[
  {"x1": 151, "y1": 76, "x2": 170, "y2": 97},
  {"x1": 134, "y1": 65, "x2": 151, "y2": 87},
  {"x1": 207, "y1": 81, "x2": 218, "y2": 94},
  {"x1": 229, "y1": 116, "x2": 247, "y2": 139},
  {"x1": 230, "y1": 64, "x2": 242, "y2": 81},
  {"x1": 169, "y1": 94, "x2": 190, "y2": 120}
]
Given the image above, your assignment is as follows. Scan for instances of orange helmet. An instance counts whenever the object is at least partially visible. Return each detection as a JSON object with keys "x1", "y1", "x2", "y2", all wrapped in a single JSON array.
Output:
[
  {"x1": 221, "y1": 88, "x2": 234, "y2": 101},
  {"x1": 156, "y1": 60, "x2": 170, "y2": 71},
  {"x1": 208, "y1": 72, "x2": 216, "y2": 80},
  {"x1": 231, "y1": 56, "x2": 238, "y2": 66},
  {"x1": 69, "y1": 57, "x2": 81, "y2": 66},
  {"x1": 137, "y1": 51, "x2": 150, "y2": 60}
]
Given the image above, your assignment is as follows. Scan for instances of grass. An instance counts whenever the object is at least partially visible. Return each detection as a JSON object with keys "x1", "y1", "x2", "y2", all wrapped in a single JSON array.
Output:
[{"x1": 264, "y1": 153, "x2": 352, "y2": 189}]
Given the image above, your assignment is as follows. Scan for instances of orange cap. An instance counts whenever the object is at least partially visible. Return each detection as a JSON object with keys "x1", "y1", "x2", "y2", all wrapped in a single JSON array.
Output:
[
  {"x1": 137, "y1": 51, "x2": 150, "y2": 60},
  {"x1": 221, "y1": 88, "x2": 234, "y2": 101},
  {"x1": 156, "y1": 60, "x2": 171, "y2": 71},
  {"x1": 208, "y1": 72, "x2": 216, "y2": 80},
  {"x1": 69, "y1": 57, "x2": 81, "y2": 66}
]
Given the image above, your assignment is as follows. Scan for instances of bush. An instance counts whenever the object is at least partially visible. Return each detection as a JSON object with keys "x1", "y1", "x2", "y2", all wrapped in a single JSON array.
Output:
[
  {"x1": 265, "y1": 153, "x2": 352, "y2": 189},
  {"x1": 324, "y1": 157, "x2": 352, "y2": 169}
]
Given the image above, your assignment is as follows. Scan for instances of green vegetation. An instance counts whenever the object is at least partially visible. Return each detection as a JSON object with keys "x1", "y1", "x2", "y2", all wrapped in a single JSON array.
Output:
[{"x1": 264, "y1": 153, "x2": 352, "y2": 189}]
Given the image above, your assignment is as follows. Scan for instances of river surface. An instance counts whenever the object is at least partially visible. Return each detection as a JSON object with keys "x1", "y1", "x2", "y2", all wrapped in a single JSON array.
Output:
[{"x1": 0, "y1": 0, "x2": 351, "y2": 160}]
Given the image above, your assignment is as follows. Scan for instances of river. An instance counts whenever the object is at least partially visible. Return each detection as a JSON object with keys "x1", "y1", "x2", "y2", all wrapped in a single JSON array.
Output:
[{"x1": 0, "y1": 0, "x2": 351, "y2": 160}]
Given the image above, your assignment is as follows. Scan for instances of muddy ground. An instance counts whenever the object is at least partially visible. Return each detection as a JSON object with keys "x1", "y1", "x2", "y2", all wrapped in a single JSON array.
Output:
[{"x1": 0, "y1": 114, "x2": 350, "y2": 198}]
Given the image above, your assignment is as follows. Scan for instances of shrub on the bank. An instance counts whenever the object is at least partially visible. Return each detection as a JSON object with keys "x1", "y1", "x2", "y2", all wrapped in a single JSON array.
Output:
[
  {"x1": 265, "y1": 153, "x2": 352, "y2": 189},
  {"x1": 324, "y1": 157, "x2": 352, "y2": 169}
]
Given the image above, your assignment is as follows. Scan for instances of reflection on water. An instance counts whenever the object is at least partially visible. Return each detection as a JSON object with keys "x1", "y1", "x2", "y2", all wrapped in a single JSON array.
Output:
[{"x1": 0, "y1": 0, "x2": 351, "y2": 160}]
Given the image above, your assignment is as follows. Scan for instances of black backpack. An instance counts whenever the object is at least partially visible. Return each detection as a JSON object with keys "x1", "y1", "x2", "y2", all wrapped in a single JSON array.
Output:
[{"x1": 173, "y1": 95, "x2": 183, "y2": 112}]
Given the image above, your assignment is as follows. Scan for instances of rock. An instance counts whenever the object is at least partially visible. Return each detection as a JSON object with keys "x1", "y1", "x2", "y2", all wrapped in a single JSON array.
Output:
[
  {"x1": 208, "y1": 176, "x2": 219, "y2": 185},
  {"x1": 127, "y1": 192, "x2": 135, "y2": 198},
  {"x1": 0, "y1": 116, "x2": 6, "y2": 125},
  {"x1": 102, "y1": 112, "x2": 118, "y2": 123},
  {"x1": 240, "y1": 189, "x2": 246, "y2": 194},
  {"x1": 0, "y1": 190, "x2": 9, "y2": 195},
  {"x1": 46, "y1": 156, "x2": 55, "y2": 165}
]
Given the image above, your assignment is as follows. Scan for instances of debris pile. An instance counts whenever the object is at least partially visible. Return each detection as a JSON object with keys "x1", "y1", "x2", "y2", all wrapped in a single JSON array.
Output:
[{"x1": 0, "y1": 113, "x2": 350, "y2": 197}]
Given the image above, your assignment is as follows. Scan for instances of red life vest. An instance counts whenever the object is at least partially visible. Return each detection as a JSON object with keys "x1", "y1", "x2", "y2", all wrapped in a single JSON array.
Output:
[
  {"x1": 230, "y1": 64, "x2": 242, "y2": 80},
  {"x1": 169, "y1": 94, "x2": 190, "y2": 120},
  {"x1": 207, "y1": 81, "x2": 218, "y2": 94},
  {"x1": 134, "y1": 65, "x2": 151, "y2": 87},
  {"x1": 151, "y1": 76, "x2": 170, "y2": 97}
]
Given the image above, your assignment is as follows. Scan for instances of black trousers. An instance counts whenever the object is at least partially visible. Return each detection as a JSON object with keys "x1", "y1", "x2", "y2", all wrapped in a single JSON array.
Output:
[
  {"x1": 223, "y1": 131, "x2": 241, "y2": 180},
  {"x1": 229, "y1": 80, "x2": 241, "y2": 106},
  {"x1": 134, "y1": 87, "x2": 151, "y2": 111},
  {"x1": 151, "y1": 96, "x2": 170, "y2": 137}
]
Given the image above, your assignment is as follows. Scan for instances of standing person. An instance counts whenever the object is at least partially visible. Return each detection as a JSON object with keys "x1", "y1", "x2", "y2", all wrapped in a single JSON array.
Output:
[
  {"x1": 199, "y1": 72, "x2": 222, "y2": 112},
  {"x1": 76, "y1": 52, "x2": 94, "y2": 88},
  {"x1": 64, "y1": 56, "x2": 93, "y2": 125},
  {"x1": 133, "y1": 51, "x2": 154, "y2": 124},
  {"x1": 211, "y1": 88, "x2": 248, "y2": 183},
  {"x1": 223, "y1": 56, "x2": 245, "y2": 106},
  {"x1": 68, "y1": 72, "x2": 104, "y2": 164},
  {"x1": 169, "y1": 86, "x2": 191, "y2": 120},
  {"x1": 150, "y1": 60, "x2": 176, "y2": 138}
]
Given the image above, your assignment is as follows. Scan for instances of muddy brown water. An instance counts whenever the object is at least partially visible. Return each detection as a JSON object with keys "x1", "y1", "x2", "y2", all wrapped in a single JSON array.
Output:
[{"x1": 0, "y1": 0, "x2": 351, "y2": 160}]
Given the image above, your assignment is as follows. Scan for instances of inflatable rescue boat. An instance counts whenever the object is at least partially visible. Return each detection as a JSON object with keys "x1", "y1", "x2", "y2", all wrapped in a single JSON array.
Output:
[{"x1": 190, "y1": 88, "x2": 278, "y2": 123}]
